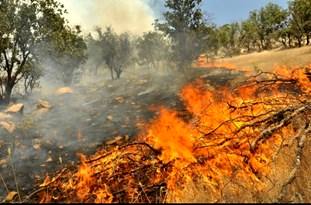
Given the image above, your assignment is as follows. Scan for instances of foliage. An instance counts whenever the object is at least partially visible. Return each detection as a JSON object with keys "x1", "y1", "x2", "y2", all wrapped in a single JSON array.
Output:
[
  {"x1": 288, "y1": 0, "x2": 311, "y2": 46},
  {"x1": 136, "y1": 31, "x2": 170, "y2": 69},
  {"x1": 155, "y1": 0, "x2": 207, "y2": 72},
  {"x1": 0, "y1": 0, "x2": 87, "y2": 102},
  {"x1": 96, "y1": 27, "x2": 134, "y2": 80}
]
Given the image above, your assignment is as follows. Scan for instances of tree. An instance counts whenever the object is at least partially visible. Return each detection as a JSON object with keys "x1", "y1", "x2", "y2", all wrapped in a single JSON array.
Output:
[
  {"x1": 136, "y1": 31, "x2": 170, "y2": 69},
  {"x1": 202, "y1": 24, "x2": 219, "y2": 56},
  {"x1": 217, "y1": 23, "x2": 240, "y2": 56},
  {"x1": 249, "y1": 3, "x2": 288, "y2": 50},
  {"x1": 155, "y1": 0, "x2": 207, "y2": 72},
  {"x1": 240, "y1": 19, "x2": 258, "y2": 52},
  {"x1": 288, "y1": 0, "x2": 311, "y2": 46},
  {"x1": 0, "y1": 0, "x2": 86, "y2": 102},
  {"x1": 114, "y1": 32, "x2": 132, "y2": 79},
  {"x1": 96, "y1": 27, "x2": 133, "y2": 80},
  {"x1": 39, "y1": 25, "x2": 88, "y2": 85},
  {"x1": 85, "y1": 33, "x2": 105, "y2": 76}
]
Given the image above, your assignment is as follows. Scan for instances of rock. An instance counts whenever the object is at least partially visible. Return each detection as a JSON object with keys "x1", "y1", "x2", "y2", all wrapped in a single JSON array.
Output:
[
  {"x1": 0, "y1": 120, "x2": 16, "y2": 133},
  {"x1": 37, "y1": 100, "x2": 52, "y2": 110},
  {"x1": 55, "y1": 87, "x2": 73, "y2": 95},
  {"x1": 5, "y1": 103, "x2": 24, "y2": 114},
  {"x1": 0, "y1": 112, "x2": 11, "y2": 120},
  {"x1": 107, "y1": 115, "x2": 113, "y2": 121}
]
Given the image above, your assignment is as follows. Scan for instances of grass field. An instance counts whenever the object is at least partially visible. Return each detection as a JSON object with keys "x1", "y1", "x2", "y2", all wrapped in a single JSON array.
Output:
[{"x1": 216, "y1": 46, "x2": 311, "y2": 71}]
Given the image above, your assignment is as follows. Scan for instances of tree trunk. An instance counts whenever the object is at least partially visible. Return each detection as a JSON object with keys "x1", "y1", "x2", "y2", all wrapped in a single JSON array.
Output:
[
  {"x1": 298, "y1": 37, "x2": 302, "y2": 47},
  {"x1": 307, "y1": 35, "x2": 310, "y2": 45},
  {"x1": 287, "y1": 33, "x2": 291, "y2": 48},
  {"x1": 110, "y1": 68, "x2": 114, "y2": 80},
  {"x1": 115, "y1": 67, "x2": 122, "y2": 79},
  {"x1": 4, "y1": 83, "x2": 13, "y2": 104}
]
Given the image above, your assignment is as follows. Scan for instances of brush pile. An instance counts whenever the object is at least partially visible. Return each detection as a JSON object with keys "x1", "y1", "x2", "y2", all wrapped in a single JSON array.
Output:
[{"x1": 30, "y1": 66, "x2": 311, "y2": 203}]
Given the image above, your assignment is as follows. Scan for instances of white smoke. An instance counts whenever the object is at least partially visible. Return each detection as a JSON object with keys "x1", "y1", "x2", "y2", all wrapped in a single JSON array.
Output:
[{"x1": 59, "y1": 0, "x2": 156, "y2": 34}]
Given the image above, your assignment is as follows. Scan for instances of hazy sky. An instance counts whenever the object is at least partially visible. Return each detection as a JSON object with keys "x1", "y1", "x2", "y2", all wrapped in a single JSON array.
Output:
[{"x1": 59, "y1": 0, "x2": 289, "y2": 34}]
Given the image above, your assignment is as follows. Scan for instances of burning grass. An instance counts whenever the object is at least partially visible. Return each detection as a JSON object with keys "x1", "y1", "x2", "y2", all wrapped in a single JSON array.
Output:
[{"x1": 30, "y1": 65, "x2": 311, "y2": 203}]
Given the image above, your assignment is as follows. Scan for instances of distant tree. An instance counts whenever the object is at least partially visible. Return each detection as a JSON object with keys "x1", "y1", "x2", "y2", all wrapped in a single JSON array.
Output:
[
  {"x1": 114, "y1": 32, "x2": 132, "y2": 79},
  {"x1": 217, "y1": 23, "x2": 240, "y2": 56},
  {"x1": 136, "y1": 31, "x2": 170, "y2": 69},
  {"x1": 85, "y1": 33, "x2": 104, "y2": 75},
  {"x1": 201, "y1": 24, "x2": 219, "y2": 56},
  {"x1": 155, "y1": 0, "x2": 207, "y2": 72},
  {"x1": 96, "y1": 27, "x2": 133, "y2": 80},
  {"x1": 240, "y1": 19, "x2": 258, "y2": 52},
  {"x1": 40, "y1": 25, "x2": 88, "y2": 85},
  {"x1": 288, "y1": 0, "x2": 311, "y2": 46},
  {"x1": 249, "y1": 3, "x2": 288, "y2": 50}
]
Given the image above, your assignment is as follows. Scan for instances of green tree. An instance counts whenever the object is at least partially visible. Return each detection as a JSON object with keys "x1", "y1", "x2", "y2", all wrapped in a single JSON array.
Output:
[
  {"x1": 96, "y1": 27, "x2": 133, "y2": 80},
  {"x1": 85, "y1": 33, "x2": 105, "y2": 75},
  {"x1": 249, "y1": 3, "x2": 288, "y2": 50},
  {"x1": 0, "y1": 0, "x2": 86, "y2": 102},
  {"x1": 155, "y1": 0, "x2": 207, "y2": 72},
  {"x1": 40, "y1": 25, "x2": 88, "y2": 85},
  {"x1": 217, "y1": 23, "x2": 241, "y2": 56},
  {"x1": 136, "y1": 31, "x2": 170, "y2": 69},
  {"x1": 201, "y1": 24, "x2": 219, "y2": 56},
  {"x1": 240, "y1": 19, "x2": 258, "y2": 52},
  {"x1": 288, "y1": 0, "x2": 311, "y2": 46}
]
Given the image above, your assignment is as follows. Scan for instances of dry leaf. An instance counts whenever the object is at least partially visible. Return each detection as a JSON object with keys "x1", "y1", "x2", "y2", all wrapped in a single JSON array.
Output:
[
  {"x1": 5, "y1": 191, "x2": 18, "y2": 202},
  {"x1": 46, "y1": 156, "x2": 53, "y2": 162}
]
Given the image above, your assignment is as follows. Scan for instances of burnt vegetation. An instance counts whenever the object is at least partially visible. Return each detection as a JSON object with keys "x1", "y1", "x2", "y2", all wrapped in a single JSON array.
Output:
[{"x1": 0, "y1": 0, "x2": 311, "y2": 203}]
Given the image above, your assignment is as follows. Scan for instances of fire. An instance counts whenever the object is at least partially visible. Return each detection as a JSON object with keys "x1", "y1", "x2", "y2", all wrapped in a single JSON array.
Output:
[
  {"x1": 144, "y1": 108, "x2": 199, "y2": 164},
  {"x1": 36, "y1": 64, "x2": 311, "y2": 203}
]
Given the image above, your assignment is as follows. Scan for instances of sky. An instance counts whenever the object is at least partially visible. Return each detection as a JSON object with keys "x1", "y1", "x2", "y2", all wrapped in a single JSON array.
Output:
[
  {"x1": 59, "y1": 0, "x2": 289, "y2": 35},
  {"x1": 202, "y1": 0, "x2": 288, "y2": 25}
]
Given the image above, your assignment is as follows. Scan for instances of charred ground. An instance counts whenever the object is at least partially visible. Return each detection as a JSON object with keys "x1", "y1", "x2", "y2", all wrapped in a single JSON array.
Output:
[{"x1": 0, "y1": 67, "x2": 243, "y2": 202}]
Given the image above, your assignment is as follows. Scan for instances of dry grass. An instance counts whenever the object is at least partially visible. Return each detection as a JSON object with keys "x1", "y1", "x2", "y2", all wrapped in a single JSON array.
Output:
[{"x1": 215, "y1": 46, "x2": 311, "y2": 71}]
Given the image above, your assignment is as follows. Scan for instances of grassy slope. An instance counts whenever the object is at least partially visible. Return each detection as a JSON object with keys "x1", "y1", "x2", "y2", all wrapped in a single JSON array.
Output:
[{"x1": 215, "y1": 46, "x2": 311, "y2": 71}]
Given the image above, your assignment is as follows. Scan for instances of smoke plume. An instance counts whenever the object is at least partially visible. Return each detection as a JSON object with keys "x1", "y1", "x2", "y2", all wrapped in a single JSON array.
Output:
[{"x1": 59, "y1": 0, "x2": 157, "y2": 34}]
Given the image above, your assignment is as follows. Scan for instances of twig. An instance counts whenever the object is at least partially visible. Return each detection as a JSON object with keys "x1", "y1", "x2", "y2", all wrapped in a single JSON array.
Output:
[
  {"x1": 251, "y1": 105, "x2": 309, "y2": 152},
  {"x1": 277, "y1": 122, "x2": 311, "y2": 202},
  {"x1": 0, "y1": 173, "x2": 9, "y2": 194},
  {"x1": 86, "y1": 142, "x2": 160, "y2": 163},
  {"x1": 39, "y1": 168, "x2": 67, "y2": 187}
]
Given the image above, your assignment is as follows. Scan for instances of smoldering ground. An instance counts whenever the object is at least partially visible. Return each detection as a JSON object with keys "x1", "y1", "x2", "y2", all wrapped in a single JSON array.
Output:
[{"x1": 0, "y1": 49, "x2": 244, "y2": 200}]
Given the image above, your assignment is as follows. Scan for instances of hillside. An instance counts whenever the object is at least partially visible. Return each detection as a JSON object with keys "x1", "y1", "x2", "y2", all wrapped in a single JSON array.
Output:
[{"x1": 199, "y1": 46, "x2": 311, "y2": 71}]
